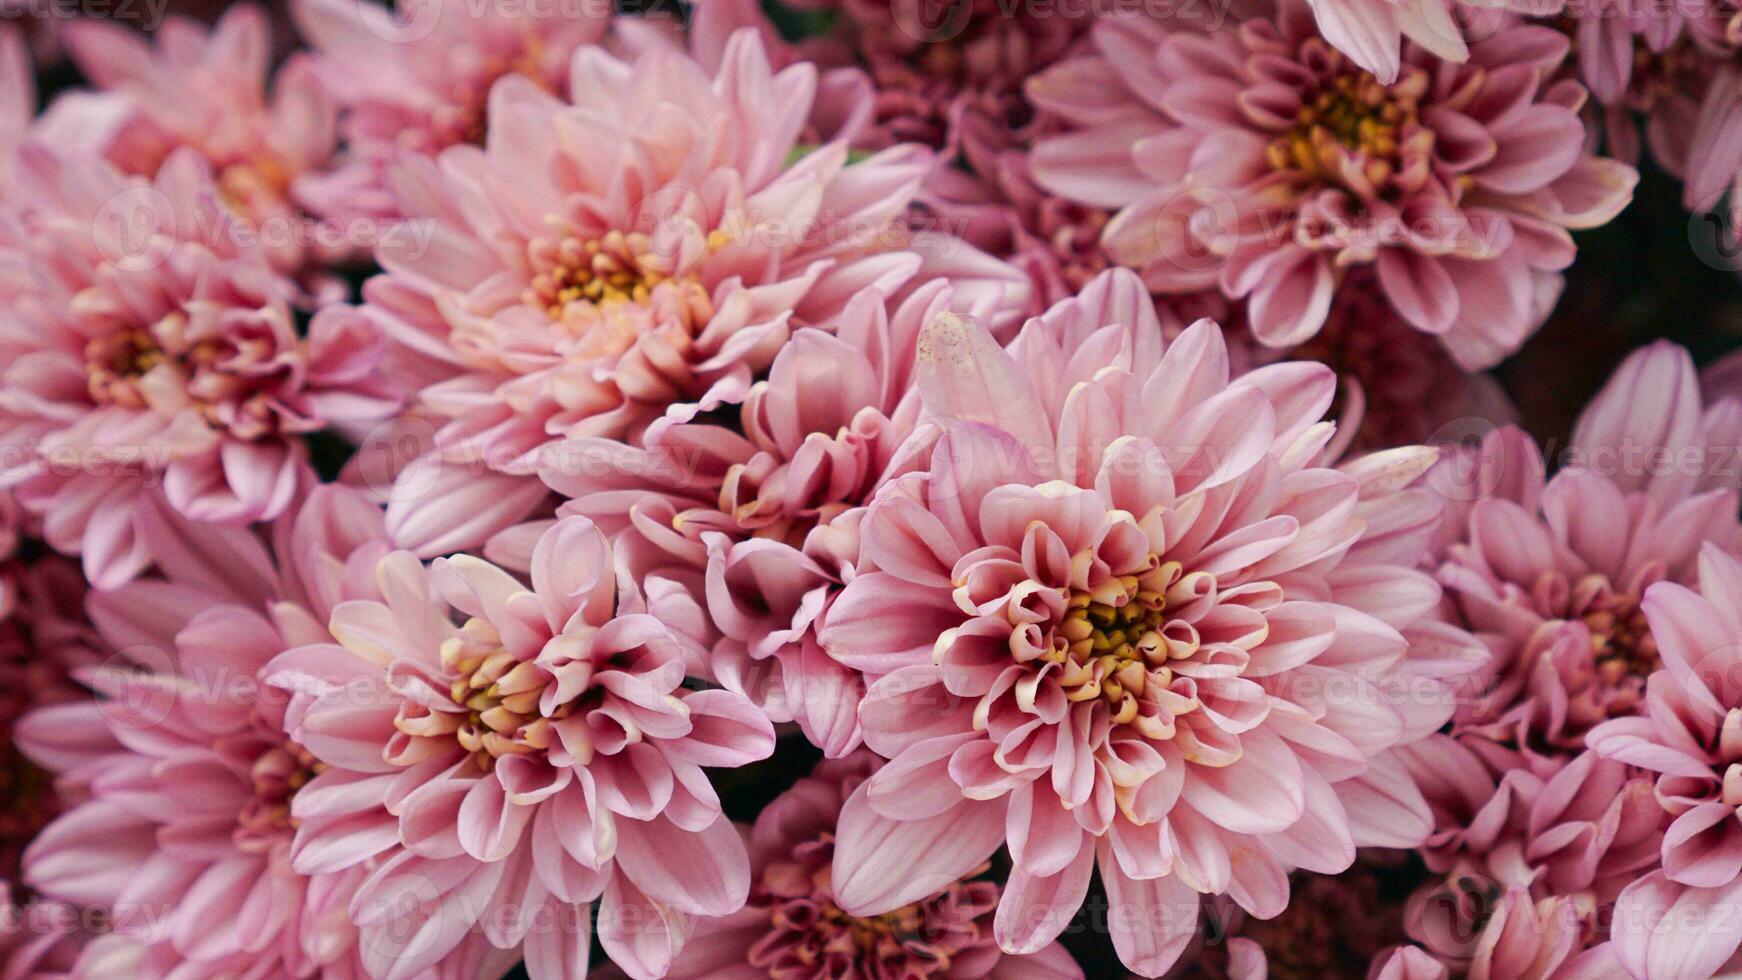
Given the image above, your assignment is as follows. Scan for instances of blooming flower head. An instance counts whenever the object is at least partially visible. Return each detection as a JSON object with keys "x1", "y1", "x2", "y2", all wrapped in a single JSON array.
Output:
[
  {"x1": 1394, "y1": 733, "x2": 1663, "y2": 978},
  {"x1": 647, "y1": 751, "x2": 1082, "y2": 979},
  {"x1": 267, "y1": 514, "x2": 777, "y2": 979},
  {"x1": 368, "y1": 27, "x2": 1028, "y2": 557},
  {"x1": 57, "y1": 5, "x2": 348, "y2": 299},
  {"x1": 535, "y1": 268, "x2": 1024, "y2": 757},
  {"x1": 291, "y1": 0, "x2": 633, "y2": 223},
  {"x1": 1027, "y1": 6, "x2": 1637, "y2": 369},
  {"x1": 1583, "y1": 541, "x2": 1742, "y2": 977},
  {"x1": 1431, "y1": 342, "x2": 1742, "y2": 756},
  {"x1": 13, "y1": 487, "x2": 506, "y2": 978},
  {"x1": 0, "y1": 146, "x2": 397, "y2": 588},
  {"x1": 818, "y1": 268, "x2": 1484, "y2": 977}
]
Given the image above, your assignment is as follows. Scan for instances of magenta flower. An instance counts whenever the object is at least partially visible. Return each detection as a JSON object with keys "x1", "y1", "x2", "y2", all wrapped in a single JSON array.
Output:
[
  {"x1": 0, "y1": 146, "x2": 397, "y2": 589},
  {"x1": 365, "y1": 28, "x2": 1027, "y2": 557},
  {"x1": 55, "y1": 5, "x2": 348, "y2": 300},
  {"x1": 267, "y1": 515, "x2": 776, "y2": 979},
  {"x1": 14, "y1": 488, "x2": 512, "y2": 978},
  {"x1": 1431, "y1": 342, "x2": 1742, "y2": 754},
  {"x1": 818, "y1": 268, "x2": 1484, "y2": 977},
  {"x1": 1027, "y1": 7, "x2": 1636, "y2": 369},
  {"x1": 645, "y1": 751, "x2": 1081, "y2": 979},
  {"x1": 290, "y1": 0, "x2": 626, "y2": 223}
]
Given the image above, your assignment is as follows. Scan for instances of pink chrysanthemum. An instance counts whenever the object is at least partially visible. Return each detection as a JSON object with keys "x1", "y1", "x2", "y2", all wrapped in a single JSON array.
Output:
[
  {"x1": 366, "y1": 28, "x2": 1028, "y2": 557},
  {"x1": 290, "y1": 0, "x2": 641, "y2": 223},
  {"x1": 0, "y1": 146, "x2": 397, "y2": 589},
  {"x1": 1586, "y1": 541, "x2": 1742, "y2": 976},
  {"x1": 645, "y1": 751, "x2": 1081, "y2": 979},
  {"x1": 533, "y1": 268, "x2": 1024, "y2": 757},
  {"x1": 1430, "y1": 342, "x2": 1742, "y2": 756},
  {"x1": 54, "y1": 5, "x2": 348, "y2": 300},
  {"x1": 817, "y1": 268, "x2": 1485, "y2": 977},
  {"x1": 15, "y1": 488, "x2": 509, "y2": 978},
  {"x1": 267, "y1": 515, "x2": 777, "y2": 979},
  {"x1": 1027, "y1": 7, "x2": 1636, "y2": 369},
  {"x1": 1395, "y1": 735, "x2": 1661, "y2": 978}
]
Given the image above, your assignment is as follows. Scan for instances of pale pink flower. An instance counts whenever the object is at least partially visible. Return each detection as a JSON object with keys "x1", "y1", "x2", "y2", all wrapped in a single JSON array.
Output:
[
  {"x1": 1583, "y1": 541, "x2": 1742, "y2": 977},
  {"x1": 367, "y1": 28, "x2": 1028, "y2": 557},
  {"x1": 819, "y1": 268, "x2": 1485, "y2": 977},
  {"x1": 534, "y1": 269, "x2": 1023, "y2": 757},
  {"x1": 15, "y1": 488, "x2": 507, "y2": 978},
  {"x1": 1430, "y1": 342, "x2": 1742, "y2": 755},
  {"x1": 0, "y1": 146, "x2": 397, "y2": 589},
  {"x1": 642, "y1": 751, "x2": 1081, "y2": 979},
  {"x1": 55, "y1": 6, "x2": 348, "y2": 300},
  {"x1": 1027, "y1": 7, "x2": 1637, "y2": 370},
  {"x1": 266, "y1": 515, "x2": 777, "y2": 979},
  {"x1": 290, "y1": 0, "x2": 640, "y2": 223},
  {"x1": 1396, "y1": 734, "x2": 1661, "y2": 977}
]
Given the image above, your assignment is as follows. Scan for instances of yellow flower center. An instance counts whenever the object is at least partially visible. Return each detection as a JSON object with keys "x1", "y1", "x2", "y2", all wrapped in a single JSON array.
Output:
[
  {"x1": 1267, "y1": 72, "x2": 1424, "y2": 185},
  {"x1": 522, "y1": 227, "x2": 724, "y2": 350},
  {"x1": 1051, "y1": 558, "x2": 1192, "y2": 729},
  {"x1": 1586, "y1": 593, "x2": 1658, "y2": 682},
  {"x1": 437, "y1": 625, "x2": 567, "y2": 773}
]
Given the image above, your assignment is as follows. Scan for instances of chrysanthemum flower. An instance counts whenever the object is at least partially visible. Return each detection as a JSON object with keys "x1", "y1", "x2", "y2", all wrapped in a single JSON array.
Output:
[
  {"x1": 1395, "y1": 733, "x2": 1661, "y2": 977},
  {"x1": 15, "y1": 488, "x2": 509, "y2": 978},
  {"x1": 55, "y1": 5, "x2": 348, "y2": 300},
  {"x1": 1027, "y1": 7, "x2": 1636, "y2": 369},
  {"x1": 0, "y1": 146, "x2": 397, "y2": 588},
  {"x1": 1584, "y1": 541, "x2": 1742, "y2": 976},
  {"x1": 366, "y1": 28, "x2": 1027, "y2": 557},
  {"x1": 534, "y1": 268, "x2": 1023, "y2": 757},
  {"x1": 817, "y1": 268, "x2": 1484, "y2": 977},
  {"x1": 267, "y1": 515, "x2": 777, "y2": 979},
  {"x1": 290, "y1": 0, "x2": 633, "y2": 224},
  {"x1": 1431, "y1": 342, "x2": 1742, "y2": 755},
  {"x1": 643, "y1": 751, "x2": 1081, "y2": 979}
]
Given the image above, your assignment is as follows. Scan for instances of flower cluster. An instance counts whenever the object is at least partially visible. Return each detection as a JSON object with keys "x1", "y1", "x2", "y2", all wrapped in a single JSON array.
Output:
[{"x1": 0, "y1": 0, "x2": 1738, "y2": 977}]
